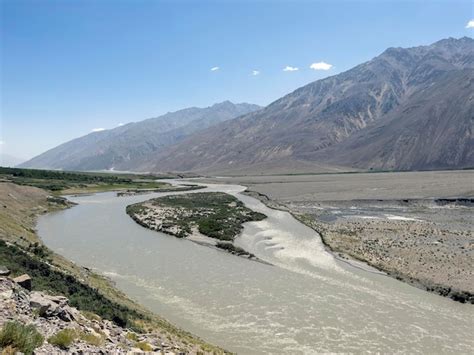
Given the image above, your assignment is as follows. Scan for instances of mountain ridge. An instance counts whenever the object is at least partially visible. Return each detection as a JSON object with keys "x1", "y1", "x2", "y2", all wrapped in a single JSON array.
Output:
[
  {"x1": 146, "y1": 36, "x2": 474, "y2": 173},
  {"x1": 20, "y1": 101, "x2": 261, "y2": 171}
]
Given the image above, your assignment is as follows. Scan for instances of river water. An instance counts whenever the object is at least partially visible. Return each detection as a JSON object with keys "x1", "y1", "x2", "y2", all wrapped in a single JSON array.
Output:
[{"x1": 37, "y1": 181, "x2": 473, "y2": 354}]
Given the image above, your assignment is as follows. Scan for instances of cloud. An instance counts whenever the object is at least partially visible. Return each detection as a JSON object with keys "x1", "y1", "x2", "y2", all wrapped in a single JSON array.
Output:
[
  {"x1": 252, "y1": 70, "x2": 260, "y2": 76},
  {"x1": 283, "y1": 66, "x2": 299, "y2": 72},
  {"x1": 466, "y1": 20, "x2": 474, "y2": 28},
  {"x1": 0, "y1": 141, "x2": 4, "y2": 145},
  {"x1": 118, "y1": 123, "x2": 124, "y2": 126},
  {"x1": 91, "y1": 128, "x2": 106, "y2": 132},
  {"x1": 210, "y1": 66, "x2": 220, "y2": 71},
  {"x1": 310, "y1": 61, "x2": 333, "y2": 70}
]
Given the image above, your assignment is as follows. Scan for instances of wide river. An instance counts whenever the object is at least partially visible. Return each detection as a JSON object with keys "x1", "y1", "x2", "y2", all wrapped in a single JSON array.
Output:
[{"x1": 37, "y1": 180, "x2": 473, "y2": 354}]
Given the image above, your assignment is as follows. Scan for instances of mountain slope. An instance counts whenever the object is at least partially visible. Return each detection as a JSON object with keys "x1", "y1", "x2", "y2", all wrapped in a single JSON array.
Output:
[
  {"x1": 318, "y1": 69, "x2": 474, "y2": 170},
  {"x1": 20, "y1": 101, "x2": 261, "y2": 171},
  {"x1": 149, "y1": 37, "x2": 474, "y2": 173}
]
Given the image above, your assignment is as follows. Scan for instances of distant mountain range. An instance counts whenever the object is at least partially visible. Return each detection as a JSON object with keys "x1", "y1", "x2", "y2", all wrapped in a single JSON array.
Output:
[
  {"x1": 22, "y1": 37, "x2": 474, "y2": 174},
  {"x1": 0, "y1": 153, "x2": 25, "y2": 167},
  {"x1": 20, "y1": 101, "x2": 261, "y2": 171},
  {"x1": 148, "y1": 37, "x2": 473, "y2": 173}
]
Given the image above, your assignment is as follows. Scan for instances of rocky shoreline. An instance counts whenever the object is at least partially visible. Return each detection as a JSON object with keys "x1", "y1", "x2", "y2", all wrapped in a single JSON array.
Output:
[
  {"x1": 244, "y1": 189, "x2": 474, "y2": 304},
  {"x1": 0, "y1": 274, "x2": 193, "y2": 354}
]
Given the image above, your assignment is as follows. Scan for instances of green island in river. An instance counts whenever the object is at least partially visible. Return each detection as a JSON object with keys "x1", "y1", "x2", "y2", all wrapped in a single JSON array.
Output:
[{"x1": 127, "y1": 192, "x2": 266, "y2": 258}]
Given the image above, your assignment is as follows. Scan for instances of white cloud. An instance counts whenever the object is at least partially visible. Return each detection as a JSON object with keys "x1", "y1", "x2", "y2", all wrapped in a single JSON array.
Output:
[
  {"x1": 252, "y1": 70, "x2": 260, "y2": 76},
  {"x1": 310, "y1": 61, "x2": 333, "y2": 70},
  {"x1": 118, "y1": 123, "x2": 124, "y2": 126},
  {"x1": 466, "y1": 20, "x2": 474, "y2": 28},
  {"x1": 210, "y1": 66, "x2": 220, "y2": 71},
  {"x1": 0, "y1": 141, "x2": 4, "y2": 145},
  {"x1": 91, "y1": 128, "x2": 106, "y2": 132},
  {"x1": 283, "y1": 66, "x2": 299, "y2": 72}
]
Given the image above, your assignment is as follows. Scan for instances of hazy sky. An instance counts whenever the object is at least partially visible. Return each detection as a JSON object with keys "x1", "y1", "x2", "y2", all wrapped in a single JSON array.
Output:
[{"x1": 1, "y1": 0, "x2": 473, "y2": 160}]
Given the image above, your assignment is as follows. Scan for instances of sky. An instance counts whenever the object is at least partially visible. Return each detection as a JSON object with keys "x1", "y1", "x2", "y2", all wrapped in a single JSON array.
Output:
[{"x1": 1, "y1": 0, "x2": 473, "y2": 161}]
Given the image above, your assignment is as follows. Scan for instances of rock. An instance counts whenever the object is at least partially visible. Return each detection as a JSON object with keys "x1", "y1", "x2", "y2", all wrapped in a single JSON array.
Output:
[
  {"x1": 0, "y1": 289, "x2": 13, "y2": 299},
  {"x1": 0, "y1": 266, "x2": 11, "y2": 276},
  {"x1": 13, "y1": 274, "x2": 32, "y2": 290},
  {"x1": 30, "y1": 292, "x2": 59, "y2": 317}
]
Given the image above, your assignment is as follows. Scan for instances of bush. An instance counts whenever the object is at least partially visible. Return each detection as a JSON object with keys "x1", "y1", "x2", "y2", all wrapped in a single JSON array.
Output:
[
  {"x1": 135, "y1": 341, "x2": 153, "y2": 351},
  {"x1": 80, "y1": 332, "x2": 104, "y2": 346},
  {"x1": 126, "y1": 332, "x2": 139, "y2": 342},
  {"x1": 0, "y1": 321, "x2": 44, "y2": 355},
  {"x1": 48, "y1": 328, "x2": 77, "y2": 349}
]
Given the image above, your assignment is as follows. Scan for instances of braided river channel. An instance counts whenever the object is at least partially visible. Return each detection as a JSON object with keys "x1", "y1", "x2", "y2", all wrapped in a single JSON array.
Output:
[{"x1": 37, "y1": 180, "x2": 474, "y2": 354}]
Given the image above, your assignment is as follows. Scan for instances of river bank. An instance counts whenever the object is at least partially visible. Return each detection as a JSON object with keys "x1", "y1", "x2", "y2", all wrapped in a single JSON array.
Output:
[
  {"x1": 36, "y1": 178, "x2": 474, "y2": 354},
  {"x1": 207, "y1": 171, "x2": 474, "y2": 304},
  {"x1": 0, "y1": 180, "x2": 226, "y2": 354}
]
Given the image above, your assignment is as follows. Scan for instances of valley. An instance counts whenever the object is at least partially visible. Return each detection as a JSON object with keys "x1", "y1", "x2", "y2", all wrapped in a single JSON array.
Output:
[{"x1": 35, "y1": 177, "x2": 474, "y2": 354}]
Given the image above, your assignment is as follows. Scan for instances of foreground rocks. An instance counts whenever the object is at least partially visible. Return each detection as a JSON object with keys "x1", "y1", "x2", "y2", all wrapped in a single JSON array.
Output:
[{"x1": 0, "y1": 276, "x2": 198, "y2": 354}]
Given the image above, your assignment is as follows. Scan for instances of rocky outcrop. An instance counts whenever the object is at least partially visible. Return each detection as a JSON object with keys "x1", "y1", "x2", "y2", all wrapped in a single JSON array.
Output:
[
  {"x1": 0, "y1": 276, "x2": 196, "y2": 354},
  {"x1": 12, "y1": 274, "x2": 32, "y2": 291}
]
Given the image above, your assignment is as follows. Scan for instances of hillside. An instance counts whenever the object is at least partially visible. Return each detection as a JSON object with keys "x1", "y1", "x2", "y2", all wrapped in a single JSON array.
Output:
[
  {"x1": 20, "y1": 101, "x2": 261, "y2": 171},
  {"x1": 148, "y1": 37, "x2": 474, "y2": 174}
]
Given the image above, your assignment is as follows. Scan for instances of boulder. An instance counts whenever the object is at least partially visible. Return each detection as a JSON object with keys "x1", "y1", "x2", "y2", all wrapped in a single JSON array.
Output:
[
  {"x1": 30, "y1": 291, "x2": 77, "y2": 321},
  {"x1": 0, "y1": 266, "x2": 10, "y2": 276},
  {"x1": 30, "y1": 291, "x2": 59, "y2": 317},
  {"x1": 13, "y1": 274, "x2": 32, "y2": 290}
]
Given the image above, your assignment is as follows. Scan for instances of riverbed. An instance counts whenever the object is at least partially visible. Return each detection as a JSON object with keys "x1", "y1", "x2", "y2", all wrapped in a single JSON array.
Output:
[{"x1": 37, "y1": 180, "x2": 474, "y2": 354}]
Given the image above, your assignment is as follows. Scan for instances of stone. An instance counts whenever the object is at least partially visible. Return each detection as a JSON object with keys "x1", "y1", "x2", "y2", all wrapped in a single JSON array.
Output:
[
  {"x1": 13, "y1": 274, "x2": 32, "y2": 290},
  {"x1": 30, "y1": 291, "x2": 59, "y2": 317},
  {"x1": 0, "y1": 266, "x2": 11, "y2": 276},
  {"x1": 0, "y1": 289, "x2": 13, "y2": 299}
]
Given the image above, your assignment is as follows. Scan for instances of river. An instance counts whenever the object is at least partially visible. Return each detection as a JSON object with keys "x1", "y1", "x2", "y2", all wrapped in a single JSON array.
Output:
[{"x1": 37, "y1": 180, "x2": 473, "y2": 354}]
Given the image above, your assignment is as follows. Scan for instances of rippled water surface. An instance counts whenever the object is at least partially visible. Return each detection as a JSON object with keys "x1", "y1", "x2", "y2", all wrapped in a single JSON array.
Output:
[{"x1": 37, "y1": 181, "x2": 474, "y2": 354}]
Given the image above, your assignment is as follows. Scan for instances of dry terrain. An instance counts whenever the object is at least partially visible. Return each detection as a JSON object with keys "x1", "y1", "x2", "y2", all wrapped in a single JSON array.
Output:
[{"x1": 205, "y1": 170, "x2": 474, "y2": 302}]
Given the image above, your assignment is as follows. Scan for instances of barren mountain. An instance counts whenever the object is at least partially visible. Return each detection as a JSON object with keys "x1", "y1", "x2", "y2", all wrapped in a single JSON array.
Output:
[
  {"x1": 149, "y1": 37, "x2": 474, "y2": 174},
  {"x1": 20, "y1": 101, "x2": 261, "y2": 171}
]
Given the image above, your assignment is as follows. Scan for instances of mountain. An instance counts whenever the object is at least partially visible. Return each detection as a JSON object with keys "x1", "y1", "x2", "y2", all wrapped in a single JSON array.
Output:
[
  {"x1": 148, "y1": 37, "x2": 474, "y2": 174},
  {"x1": 20, "y1": 101, "x2": 261, "y2": 171},
  {"x1": 0, "y1": 153, "x2": 25, "y2": 167}
]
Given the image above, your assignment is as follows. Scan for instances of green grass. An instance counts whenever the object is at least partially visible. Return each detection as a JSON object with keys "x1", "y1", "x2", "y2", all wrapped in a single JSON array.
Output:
[
  {"x1": 0, "y1": 166, "x2": 171, "y2": 194},
  {"x1": 135, "y1": 341, "x2": 153, "y2": 351},
  {"x1": 79, "y1": 332, "x2": 104, "y2": 346},
  {"x1": 48, "y1": 329, "x2": 77, "y2": 349},
  {"x1": 0, "y1": 321, "x2": 44, "y2": 355},
  {"x1": 127, "y1": 192, "x2": 266, "y2": 241}
]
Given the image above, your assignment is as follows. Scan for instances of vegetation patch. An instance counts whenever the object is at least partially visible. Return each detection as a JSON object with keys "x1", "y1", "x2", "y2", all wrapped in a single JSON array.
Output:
[
  {"x1": 135, "y1": 341, "x2": 153, "y2": 351},
  {"x1": 215, "y1": 242, "x2": 255, "y2": 257},
  {"x1": 0, "y1": 321, "x2": 44, "y2": 355},
  {"x1": 0, "y1": 167, "x2": 171, "y2": 194},
  {"x1": 0, "y1": 240, "x2": 144, "y2": 329},
  {"x1": 48, "y1": 328, "x2": 77, "y2": 349},
  {"x1": 127, "y1": 192, "x2": 266, "y2": 241}
]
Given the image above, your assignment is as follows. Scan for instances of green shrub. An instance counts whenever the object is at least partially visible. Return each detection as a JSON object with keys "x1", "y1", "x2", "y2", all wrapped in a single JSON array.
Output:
[
  {"x1": 126, "y1": 332, "x2": 139, "y2": 342},
  {"x1": 48, "y1": 328, "x2": 77, "y2": 349},
  {"x1": 135, "y1": 341, "x2": 153, "y2": 351},
  {"x1": 79, "y1": 332, "x2": 104, "y2": 346},
  {"x1": 0, "y1": 321, "x2": 44, "y2": 355}
]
